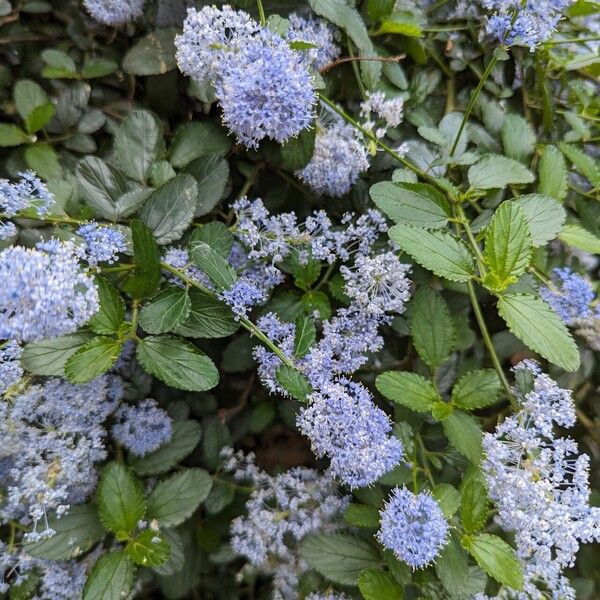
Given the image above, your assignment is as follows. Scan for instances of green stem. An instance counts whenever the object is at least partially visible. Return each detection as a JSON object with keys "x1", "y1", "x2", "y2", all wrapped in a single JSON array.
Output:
[
  {"x1": 455, "y1": 203, "x2": 486, "y2": 275},
  {"x1": 256, "y1": 0, "x2": 266, "y2": 25},
  {"x1": 129, "y1": 301, "x2": 140, "y2": 339},
  {"x1": 348, "y1": 38, "x2": 368, "y2": 101},
  {"x1": 449, "y1": 51, "x2": 502, "y2": 157},
  {"x1": 1, "y1": 212, "x2": 86, "y2": 225},
  {"x1": 160, "y1": 262, "x2": 296, "y2": 369},
  {"x1": 466, "y1": 280, "x2": 516, "y2": 408},
  {"x1": 545, "y1": 35, "x2": 600, "y2": 45}
]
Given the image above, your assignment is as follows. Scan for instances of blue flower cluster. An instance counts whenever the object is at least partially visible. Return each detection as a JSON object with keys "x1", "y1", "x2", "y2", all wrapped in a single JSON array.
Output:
[
  {"x1": 286, "y1": 13, "x2": 340, "y2": 70},
  {"x1": 224, "y1": 448, "x2": 349, "y2": 599},
  {"x1": 0, "y1": 341, "x2": 22, "y2": 395},
  {"x1": 482, "y1": 0, "x2": 574, "y2": 50},
  {"x1": 0, "y1": 241, "x2": 99, "y2": 342},
  {"x1": 481, "y1": 361, "x2": 600, "y2": 598},
  {"x1": 112, "y1": 398, "x2": 172, "y2": 456},
  {"x1": 78, "y1": 222, "x2": 127, "y2": 266},
  {"x1": 0, "y1": 171, "x2": 54, "y2": 240},
  {"x1": 0, "y1": 376, "x2": 121, "y2": 541},
  {"x1": 176, "y1": 6, "x2": 318, "y2": 148},
  {"x1": 377, "y1": 486, "x2": 449, "y2": 569},
  {"x1": 83, "y1": 0, "x2": 146, "y2": 25}
]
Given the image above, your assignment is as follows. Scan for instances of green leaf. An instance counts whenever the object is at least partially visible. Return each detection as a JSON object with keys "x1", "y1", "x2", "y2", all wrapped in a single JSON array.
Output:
[
  {"x1": 358, "y1": 569, "x2": 403, "y2": 600},
  {"x1": 64, "y1": 336, "x2": 122, "y2": 383},
  {"x1": 294, "y1": 314, "x2": 316, "y2": 358},
  {"x1": 130, "y1": 420, "x2": 202, "y2": 476},
  {"x1": 410, "y1": 288, "x2": 455, "y2": 368},
  {"x1": 81, "y1": 57, "x2": 118, "y2": 79},
  {"x1": 40, "y1": 48, "x2": 77, "y2": 78},
  {"x1": 281, "y1": 126, "x2": 315, "y2": 170},
  {"x1": 139, "y1": 174, "x2": 197, "y2": 245},
  {"x1": 82, "y1": 551, "x2": 135, "y2": 600},
  {"x1": 559, "y1": 223, "x2": 600, "y2": 254},
  {"x1": 468, "y1": 155, "x2": 534, "y2": 190},
  {"x1": 123, "y1": 29, "x2": 178, "y2": 75},
  {"x1": 497, "y1": 293, "x2": 580, "y2": 371},
  {"x1": 451, "y1": 369, "x2": 503, "y2": 410},
  {"x1": 483, "y1": 201, "x2": 532, "y2": 291},
  {"x1": 170, "y1": 121, "x2": 231, "y2": 169},
  {"x1": 136, "y1": 335, "x2": 219, "y2": 391},
  {"x1": 309, "y1": 0, "x2": 381, "y2": 88},
  {"x1": 89, "y1": 278, "x2": 125, "y2": 335},
  {"x1": 25, "y1": 504, "x2": 104, "y2": 560},
  {"x1": 442, "y1": 410, "x2": 482, "y2": 463},
  {"x1": 188, "y1": 222, "x2": 233, "y2": 258},
  {"x1": 435, "y1": 539, "x2": 470, "y2": 597},
  {"x1": 13, "y1": 79, "x2": 55, "y2": 133},
  {"x1": 0, "y1": 123, "x2": 31, "y2": 146},
  {"x1": 376, "y1": 371, "x2": 440, "y2": 413},
  {"x1": 369, "y1": 181, "x2": 451, "y2": 228},
  {"x1": 139, "y1": 287, "x2": 191, "y2": 335},
  {"x1": 501, "y1": 113, "x2": 535, "y2": 163},
  {"x1": 97, "y1": 462, "x2": 146, "y2": 537},
  {"x1": 374, "y1": 15, "x2": 422, "y2": 37},
  {"x1": 147, "y1": 468, "x2": 213, "y2": 527},
  {"x1": 389, "y1": 224, "x2": 475, "y2": 281},
  {"x1": 153, "y1": 529, "x2": 185, "y2": 576},
  {"x1": 432, "y1": 483, "x2": 461, "y2": 518},
  {"x1": 123, "y1": 219, "x2": 162, "y2": 300},
  {"x1": 367, "y1": 0, "x2": 395, "y2": 20},
  {"x1": 513, "y1": 194, "x2": 566, "y2": 247},
  {"x1": 126, "y1": 530, "x2": 170, "y2": 567},
  {"x1": 299, "y1": 533, "x2": 380, "y2": 585},
  {"x1": 114, "y1": 109, "x2": 164, "y2": 183},
  {"x1": 464, "y1": 533, "x2": 523, "y2": 590},
  {"x1": 184, "y1": 156, "x2": 230, "y2": 216},
  {"x1": 559, "y1": 142, "x2": 600, "y2": 188},
  {"x1": 24, "y1": 143, "x2": 62, "y2": 180},
  {"x1": 189, "y1": 241, "x2": 237, "y2": 290},
  {"x1": 539, "y1": 146, "x2": 567, "y2": 202},
  {"x1": 461, "y1": 479, "x2": 488, "y2": 533},
  {"x1": 76, "y1": 156, "x2": 130, "y2": 221},
  {"x1": 275, "y1": 365, "x2": 312, "y2": 402},
  {"x1": 344, "y1": 504, "x2": 381, "y2": 528},
  {"x1": 174, "y1": 288, "x2": 239, "y2": 338},
  {"x1": 21, "y1": 332, "x2": 93, "y2": 376}
]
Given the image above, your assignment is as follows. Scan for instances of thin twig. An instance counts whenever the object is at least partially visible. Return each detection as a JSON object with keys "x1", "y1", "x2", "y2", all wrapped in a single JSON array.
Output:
[{"x1": 320, "y1": 54, "x2": 405, "y2": 74}]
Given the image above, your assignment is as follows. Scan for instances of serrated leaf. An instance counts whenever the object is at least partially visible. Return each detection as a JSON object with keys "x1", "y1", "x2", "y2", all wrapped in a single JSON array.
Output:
[
  {"x1": 153, "y1": 529, "x2": 185, "y2": 576},
  {"x1": 435, "y1": 539, "x2": 470, "y2": 597},
  {"x1": 464, "y1": 533, "x2": 523, "y2": 590},
  {"x1": 169, "y1": 121, "x2": 231, "y2": 169},
  {"x1": 410, "y1": 288, "x2": 455, "y2": 369},
  {"x1": 174, "y1": 288, "x2": 239, "y2": 338},
  {"x1": 123, "y1": 29, "x2": 177, "y2": 76},
  {"x1": 451, "y1": 369, "x2": 503, "y2": 410},
  {"x1": 501, "y1": 113, "x2": 535, "y2": 163},
  {"x1": 483, "y1": 202, "x2": 532, "y2": 291},
  {"x1": 64, "y1": 336, "x2": 122, "y2": 383},
  {"x1": 468, "y1": 155, "x2": 534, "y2": 189},
  {"x1": 375, "y1": 371, "x2": 440, "y2": 413},
  {"x1": 147, "y1": 468, "x2": 213, "y2": 527},
  {"x1": 97, "y1": 463, "x2": 146, "y2": 537},
  {"x1": 559, "y1": 142, "x2": 600, "y2": 188},
  {"x1": 358, "y1": 569, "x2": 403, "y2": 600},
  {"x1": 389, "y1": 224, "x2": 474, "y2": 281},
  {"x1": 559, "y1": 223, "x2": 600, "y2": 254},
  {"x1": 123, "y1": 220, "x2": 161, "y2": 300},
  {"x1": 344, "y1": 504, "x2": 381, "y2": 528},
  {"x1": 539, "y1": 146, "x2": 567, "y2": 201},
  {"x1": 139, "y1": 287, "x2": 191, "y2": 335},
  {"x1": 82, "y1": 551, "x2": 135, "y2": 600},
  {"x1": 126, "y1": 530, "x2": 170, "y2": 567},
  {"x1": 275, "y1": 365, "x2": 312, "y2": 401},
  {"x1": 136, "y1": 335, "x2": 219, "y2": 391},
  {"x1": 369, "y1": 181, "x2": 451, "y2": 228},
  {"x1": 188, "y1": 222, "x2": 233, "y2": 258},
  {"x1": 432, "y1": 484, "x2": 461, "y2": 518},
  {"x1": 513, "y1": 194, "x2": 566, "y2": 247},
  {"x1": 25, "y1": 504, "x2": 104, "y2": 560},
  {"x1": 497, "y1": 293, "x2": 580, "y2": 371},
  {"x1": 139, "y1": 174, "x2": 197, "y2": 245},
  {"x1": 130, "y1": 420, "x2": 202, "y2": 476},
  {"x1": 461, "y1": 479, "x2": 488, "y2": 533},
  {"x1": 299, "y1": 533, "x2": 380, "y2": 585},
  {"x1": 89, "y1": 278, "x2": 125, "y2": 335},
  {"x1": 114, "y1": 109, "x2": 164, "y2": 183},
  {"x1": 294, "y1": 314, "x2": 316, "y2": 358},
  {"x1": 442, "y1": 409, "x2": 482, "y2": 463},
  {"x1": 189, "y1": 241, "x2": 237, "y2": 290},
  {"x1": 21, "y1": 332, "x2": 93, "y2": 376}
]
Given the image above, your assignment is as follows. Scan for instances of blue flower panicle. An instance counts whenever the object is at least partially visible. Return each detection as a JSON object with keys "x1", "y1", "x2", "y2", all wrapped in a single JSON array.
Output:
[
  {"x1": 0, "y1": 341, "x2": 23, "y2": 395},
  {"x1": 377, "y1": 487, "x2": 449, "y2": 569},
  {"x1": 540, "y1": 267, "x2": 596, "y2": 325},
  {"x1": 83, "y1": 0, "x2": 146, "y2": 25},
  {"x1": 286, "y1": 12, "x2": 340, "y2": 70},
  {"x1": 78, "y1": 222, "x2": 127, "y2": 266}
]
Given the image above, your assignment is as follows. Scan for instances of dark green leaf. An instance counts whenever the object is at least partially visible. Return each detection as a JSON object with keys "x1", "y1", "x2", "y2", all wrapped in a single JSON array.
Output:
[
  {"x1": 294, "y1": 314, "x2": 316, "y2": 358},
  {"x1": 432, "y1": 483, "x2": 461, "y2": 518},
  {"x1": 184, "y1": 156, "x2": 230, "y2": 216},
  {"x1": 275, "y1": 365, "x2": 312, "y2": 401},
  {"x1": 82, "y1": 551, "x2": 135, "y2": 600},
  {"x1": 123, "y1": 219, "x2": 161, "y2": 300},
  {"x1": 189, "y1": 241, "x2": 237, "y2": 290},
  {"x1": 136, "y1": 335, "x2": 219, "y2": 391},
  {"x1": 153, "y1": 529, "x2": 185, "y2": 576},
  {"x1": 13, "y1": 79, "x2": 55, "y2": 133},
  {"x1": 188, "y1": 222, "x2": 233, "y2": 258},
  {"x1": 375, "y1": 371, "x2": 439, "y2": 413},
  {"x1": 174, "y1": 288, "x2": 239, "y2": 338},
  {"x1": 435, "y1": 539, "x2": 470, "y2": 597},
  {"x1": 170, "y1": 121, "x2": 231, "y2": 169},
  {"x1": 501, "y1": 113, "x2": 535, "y2": 163},
  {"x1": 451, "y1": 369, "x2": 502, "y2": 410},
  {"x1": 442, "y1": 410, "x2": 482, "y2": 463},
  {"x1": 89, "y1": 278, "x2": 125, "y2": 335},
  {"x1": 123, "y1": 29, "x2": 178, "y2": 75},
  {"x1": 0, "y1": 123, "x2": 31, "y2": 146},
  {"x1": 139, "y1": 287, "x2": 191, "y2": 335},
  {"x1": 21, "y1": 332, "x2": 93, "y2": 376},
  {"x1": 358, "y1": 569, "x2": 403, "y2": 600},
  {"x1": 97, "y1": 462, "x2": 146, "y2": 537},
  {"x1": 344, "y1": 504, "x2": 381, "y2": 528},
  {"x1": 64, "y1": 336, "x2": 122, "y2": 383},
  {"x1": 281, "y1": 126, "x2": 315, "y2": 170},
  {"x1": 461, "y1": 479, "x2": 489, "y2": 533},
  {"x1": 559, "y1": 142, "x2": 600, "y2": 188},
  {"x1": 24, "y1": 143, "x2": 62, "y2": 180},
  {"x1": 81, "y1": 57, "x2": 118, "y2": 79}
]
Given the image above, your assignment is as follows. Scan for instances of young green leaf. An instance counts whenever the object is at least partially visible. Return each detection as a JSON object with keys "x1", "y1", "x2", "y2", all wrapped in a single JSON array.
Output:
[
  {"x1": 497, "y1": 293, "x2": 580, "y2": 371},
  {"x1": 559, "y1": 142, "x2": 600, "y2": 188},
  {"x1": 558, "y1": 223, "x2": 600, "y2": 254},
  {"x1": 435, "y1": 539, "x2": 471, "y2": 598},
  {"x1": 136, "y1": 335, "x2": 219, "y2": 392},
  {"x1": 89, "y1": 278, "x2": 126, "y2": 335},
  {"x1": 460, "y1": 479, "x2": 489, "y2": 533},
  {"x1": 281, "y1": 125, "x2": 316, "y2": 170},
  {"x1": 126, "y1": 530, "x2": 170, "y2": 568},
  {"x1": 189, "y1": 222, "x2": 234, "y2": 258},
  {"x1": 275, "y1": 365, "x2": 312, "y2": 401},
  {"x1": 376, "y1": 371, "x2": 440, "y2": 413},
  {"x1": 388, "y1": 224, "x2": 475, "y2": 281},
  {"x1": 451, "y1": 369, "x2": 503, "y2": 410},
  {"x1": 344, "y1": 504, "x2": 381, "y2": 528},
  {"x1": 97, "y1": 463, "x2": 146, "y2": 538},
  {"x1": 64, "y1": 336, "x2": 122, "y2": 383}
]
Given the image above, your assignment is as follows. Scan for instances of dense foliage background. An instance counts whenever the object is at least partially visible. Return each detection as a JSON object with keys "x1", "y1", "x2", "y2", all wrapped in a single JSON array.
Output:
[{"x1": 1, "y1": 0, "x2": 599, "y2": 599}]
